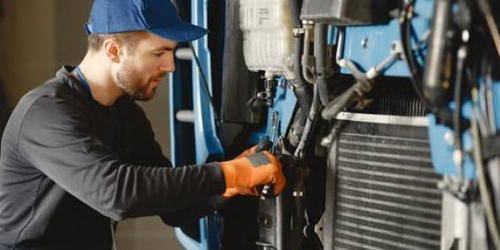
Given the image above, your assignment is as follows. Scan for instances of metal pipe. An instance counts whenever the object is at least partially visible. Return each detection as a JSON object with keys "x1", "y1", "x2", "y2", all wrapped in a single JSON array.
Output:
[
  {"x1": 294, "y1": 83, "x2": 320, "y2": 158},
  {"x1": 422, "y1": 0, "x2": 452, "y2": 107},
  {"x1": 301, "y1": 21, "x2": 316, "y2": 84},
  {"x1": 335, "y1": 29, "x2": 368, "y2": 81},
  {"x1": 321, "y1": 79, "x2": 373, "y2": 120}
]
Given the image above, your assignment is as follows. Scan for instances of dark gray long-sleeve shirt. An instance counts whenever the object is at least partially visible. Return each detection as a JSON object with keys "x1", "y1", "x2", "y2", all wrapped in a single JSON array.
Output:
[{"x1": 0, "y1": 66, "x2": 226, "y2": 250}]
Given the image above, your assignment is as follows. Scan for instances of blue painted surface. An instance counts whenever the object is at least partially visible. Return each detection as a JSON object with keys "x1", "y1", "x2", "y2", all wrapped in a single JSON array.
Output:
[
  {"x1": 168, "y1": 73, "x2": 179, "y2": 166},
  {"x1": 341, "y1": 0, "x2": 433, "y2": 77},
  {"x1": 175, "y1": 228, "x2": 202, "y2": 249},
  {"x1": 494, "y1": 83, "x2": 500, "y2": 130},
  {"x1": 169, "y1": 68, "x2": 195, "y2": 167},
  {"x1": 428, "y1": 81, "x2": 500, "y2": 179},
  {"x1": 249, "y1": 79, "x2": 297, "y2": 144},
  {"x1": 175, "y1": 0, "x2": 224, "y2": 249},
  {"x1": 191, "y1": 0, "x2": 224, "y2": 165},
  {"x1": 427, "y1": 114, "x2": 476, "y2": 179},
  {"x1": 327, "y1": 25, "x2": 337, "y2": 45}
]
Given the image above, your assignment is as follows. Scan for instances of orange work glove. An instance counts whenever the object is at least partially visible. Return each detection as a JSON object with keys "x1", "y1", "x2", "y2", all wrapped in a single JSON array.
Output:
[
  {"x1": 220, "y1": 151, "x2": 285, "y2": 196},
  {"x1": 223, "y1": 145, "x2": 259, "y2": 198},
  {"x1": 222, "y1": 187, "x2": 258, "y2": 198},
  {"x1": 234, "y1": 141, "x2": 272, "y2": 159},
  {"x1": 234, "y1": 145, "x2": 257, "y2": 159}
]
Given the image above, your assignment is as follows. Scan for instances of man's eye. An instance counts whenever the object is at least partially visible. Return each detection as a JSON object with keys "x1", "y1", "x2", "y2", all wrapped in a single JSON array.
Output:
[{"x1": 153, "y1": 52, "x2": 164, "y2": 57}]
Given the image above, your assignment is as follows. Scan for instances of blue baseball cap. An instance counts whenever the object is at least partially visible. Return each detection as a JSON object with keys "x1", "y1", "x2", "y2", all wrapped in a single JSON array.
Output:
[{"x1": 85, "y1": 0, "x2": 208, "y2": 42}]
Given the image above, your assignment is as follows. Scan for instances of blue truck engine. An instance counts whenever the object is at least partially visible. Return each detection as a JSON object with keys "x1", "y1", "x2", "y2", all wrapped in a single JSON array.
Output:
[{"x1": 168, "y1": 0, "x2": 500, "y2": 249}]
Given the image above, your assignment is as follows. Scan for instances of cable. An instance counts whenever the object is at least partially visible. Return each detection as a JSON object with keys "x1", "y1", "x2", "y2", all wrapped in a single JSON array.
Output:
[
  {"x1": 480, "y1": 49, "x2": 500, "y2": 247},
  {"x1": 453, "y1": 44, "x2": 467, "y2": 179},
  {"x1": 471, "y1": 88, "x2": 500, "y2": 250},
  {"x1": 484, "y1": 60, "x2": 496, "y2": 134},
  {"x1": 172, "y1": 0, "x2": 220, "y2": 122},
  {"x1": 399, "y1": 0, "x2": 432, "y2": 110},
  {"x1": 477, "y1": 0, "x2": 500, "y2": 61},
  {"x1": 110, "y1": 220, "x2": 118, "y2": 250},
  {"x1": 402, "y1": 1, "x2": 423, "y2": 81},
  {"x1": 188, "y1": 42, "x2": 220, "y2": 122}
]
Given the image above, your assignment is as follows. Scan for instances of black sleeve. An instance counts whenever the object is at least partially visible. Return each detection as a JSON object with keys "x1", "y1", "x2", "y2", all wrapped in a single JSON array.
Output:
[
  {"x1": 18, "y1": 96, "x2": 225, "y2": 221},
  {"x1": 119, "y1": 98, "x2": 172, "y2": 167},
  {"x1": 160, "y1": 196, "x2": 227, "y2": 227},
  {"x1": 121, "y1": 98, "x2": 228, "y2": 224}
]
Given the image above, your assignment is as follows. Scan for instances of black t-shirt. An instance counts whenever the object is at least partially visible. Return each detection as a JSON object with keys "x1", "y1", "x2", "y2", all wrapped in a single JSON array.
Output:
[{"x1": 0, "y1": 66, "x2": 225, "y2": 249}]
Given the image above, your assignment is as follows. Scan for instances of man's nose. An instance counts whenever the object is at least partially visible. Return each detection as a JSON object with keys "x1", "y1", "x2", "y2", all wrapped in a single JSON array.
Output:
[{"x1": 160, "y1": 56, "x2": 175, "y2": 72}]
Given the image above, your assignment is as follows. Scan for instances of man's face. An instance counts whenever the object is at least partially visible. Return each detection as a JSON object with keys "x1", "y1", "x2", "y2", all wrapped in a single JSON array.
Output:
[{"x1": 115, "y1": 32, "x2": 177, "y2": 101}]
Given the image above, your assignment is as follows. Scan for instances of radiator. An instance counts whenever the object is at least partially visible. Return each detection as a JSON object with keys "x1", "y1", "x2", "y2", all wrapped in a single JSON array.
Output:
[{"x1": 324, "y1": 112, "x2": 442, "y2": 250}]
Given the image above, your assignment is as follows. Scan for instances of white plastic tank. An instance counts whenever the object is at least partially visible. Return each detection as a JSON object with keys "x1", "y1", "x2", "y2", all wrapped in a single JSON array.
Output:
[{"x1": 239, "y1": 0, "x2": 295, "y2": 79}]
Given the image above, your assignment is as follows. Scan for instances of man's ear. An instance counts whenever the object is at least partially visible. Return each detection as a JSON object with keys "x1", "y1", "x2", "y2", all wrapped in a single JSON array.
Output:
[{"x1": 103, "y1": 38, "x2": 122, "y2": 63}]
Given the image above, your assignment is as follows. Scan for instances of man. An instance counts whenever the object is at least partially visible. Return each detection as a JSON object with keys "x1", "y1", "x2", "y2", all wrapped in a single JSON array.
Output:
[{"x1": 0, "y1": 0, "x2": 286, "y2": 249}]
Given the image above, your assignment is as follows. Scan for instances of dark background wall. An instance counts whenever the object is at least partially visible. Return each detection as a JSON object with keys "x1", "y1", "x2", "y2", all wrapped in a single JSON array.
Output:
[{"x1": 0, "y1": 1, "x2": 181, "y2": 249}]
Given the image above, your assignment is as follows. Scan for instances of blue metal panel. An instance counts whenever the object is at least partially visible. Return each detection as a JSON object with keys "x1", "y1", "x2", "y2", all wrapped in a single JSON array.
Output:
[
  {"x1": 169, "y1": 69, "x2": 192, "y2": 166},
  {"x1": 327, "y1": 25, "x2": 337, "y2": 45},
  {"x1": 494, "y1": 82, "x2": 500, "y2": 131},
  {"x1": 429, "y1": 81, "x2": 500, "y2": 179},
  {"x1": 341, "y1": 0, "x2": 433, "y2": 77},
  {"x1": 172, "y1": 0, "x2": 225, "y2": 248},
  {"x1": 169, "y1": 74, "x2": 179, "y2": 166},
  {"x1": 169, "y1": 57, "x2": 204, "y2": 250},
  {"x1": 190, "y1": 0, "x2": 224, "y2": 249},
  {"x1": 191, "y1": 0, "x2": 224, "y2": 164},
  {"x1": 249, "y1": 79, "x2": 297, "y2": 144},
  {"x1": 175, "y1": 228, "x2": 202, "y2": 249},
  {"x1": 427, "y1": 113, "x2": 476, "y2": 179}
]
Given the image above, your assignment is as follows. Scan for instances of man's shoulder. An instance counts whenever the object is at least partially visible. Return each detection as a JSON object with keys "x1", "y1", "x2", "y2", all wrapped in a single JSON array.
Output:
[
  {"x1": 27, "y1": 76, "x2": 80, "y2": 101},
  {"x1": 22, "y1": 73, "x2": 87, "y2": 110},
  {"x1": 10, "y1": 74, "x2": 91, "y2": 132}
]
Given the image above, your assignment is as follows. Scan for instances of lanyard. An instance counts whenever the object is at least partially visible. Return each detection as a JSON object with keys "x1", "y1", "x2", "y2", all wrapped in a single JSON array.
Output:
[{"x1": 74, "y1": 66, "x2": 120, "y2": 155}]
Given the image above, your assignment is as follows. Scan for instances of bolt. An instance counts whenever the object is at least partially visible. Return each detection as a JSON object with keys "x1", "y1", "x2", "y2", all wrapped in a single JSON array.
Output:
[
  {"x1": 361, "y1": 38, "x2": 369, "y2": 48},
  {"x1": 444, "y1": 131, "x2": 455, "y2": 146}
]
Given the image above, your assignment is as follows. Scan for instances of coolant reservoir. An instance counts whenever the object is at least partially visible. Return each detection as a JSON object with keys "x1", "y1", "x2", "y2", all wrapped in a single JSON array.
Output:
[{"x1": 239, "y1": 0, "x2": 294, "y2": 79}]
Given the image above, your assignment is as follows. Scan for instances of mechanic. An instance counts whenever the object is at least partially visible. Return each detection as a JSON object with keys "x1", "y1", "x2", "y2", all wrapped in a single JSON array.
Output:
[{"x1": 0, "y1": 0, "x2": 285, "y2": 249}]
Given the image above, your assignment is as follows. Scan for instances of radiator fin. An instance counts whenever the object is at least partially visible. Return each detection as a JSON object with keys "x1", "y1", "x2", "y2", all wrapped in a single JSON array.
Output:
[{"x1": 329, "y1": 121, "x2": 442, "y2": 250}]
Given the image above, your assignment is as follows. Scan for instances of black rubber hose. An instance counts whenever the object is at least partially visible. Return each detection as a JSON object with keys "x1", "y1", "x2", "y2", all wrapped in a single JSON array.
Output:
[
  {"x1": 288, "y1": 0, "x2": 314, "y2": 151},
  {"x1": 399, "y1": 1, "x2": 427, "y2": 108},
  {"x1": 321, "y1": 79, "x2": 373, "y2": 120},
  {"x1": 292, "y1": 36, "x2": 314, "y2": 118},
  {"x1": 288, "y1": 0, "x2": 312, "y2": 121},
  {"x1": 288, "y1": 0, "x2": 301, "y2": 28},
  {"x1": 294, "y1": 83, "x2": 320, "y2": 157},
  {"x1": 314, "y1": 23, "x2": 330, "y2": 106},
  {"x1": 403, "y1": 4, "x2": 423, "y2": 82}
]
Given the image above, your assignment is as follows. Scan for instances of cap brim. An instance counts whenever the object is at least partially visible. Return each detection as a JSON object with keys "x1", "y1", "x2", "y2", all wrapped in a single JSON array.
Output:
[{"x1": 149, "y1": 21, "x2": 208, "y2": 42}]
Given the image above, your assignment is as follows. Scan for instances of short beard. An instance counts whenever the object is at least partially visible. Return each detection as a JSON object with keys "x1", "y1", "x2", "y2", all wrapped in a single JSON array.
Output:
[{"x1": 116, "y1": 59, "x2": 149, "y2": 101}]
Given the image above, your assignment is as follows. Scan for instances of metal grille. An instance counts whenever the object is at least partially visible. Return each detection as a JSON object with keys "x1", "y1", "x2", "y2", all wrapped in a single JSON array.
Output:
[
  {"x1": 325, "y1": 117, "x2": 442, "y2": 250},
  {"x1": 378, "y1": 96, "x2": 426, "y2": 117}
]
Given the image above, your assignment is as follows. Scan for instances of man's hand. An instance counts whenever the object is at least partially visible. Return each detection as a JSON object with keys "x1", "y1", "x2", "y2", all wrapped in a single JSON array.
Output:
[
  {"x1": 220, "y1": 151, "x2": 285, "y2": 197},
  {"x1": 222, "y1": 187, "x2": 257, "y2": 198},
  {"x1": 234, "y1": 141, "x2": 273, "y2": 159}
]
